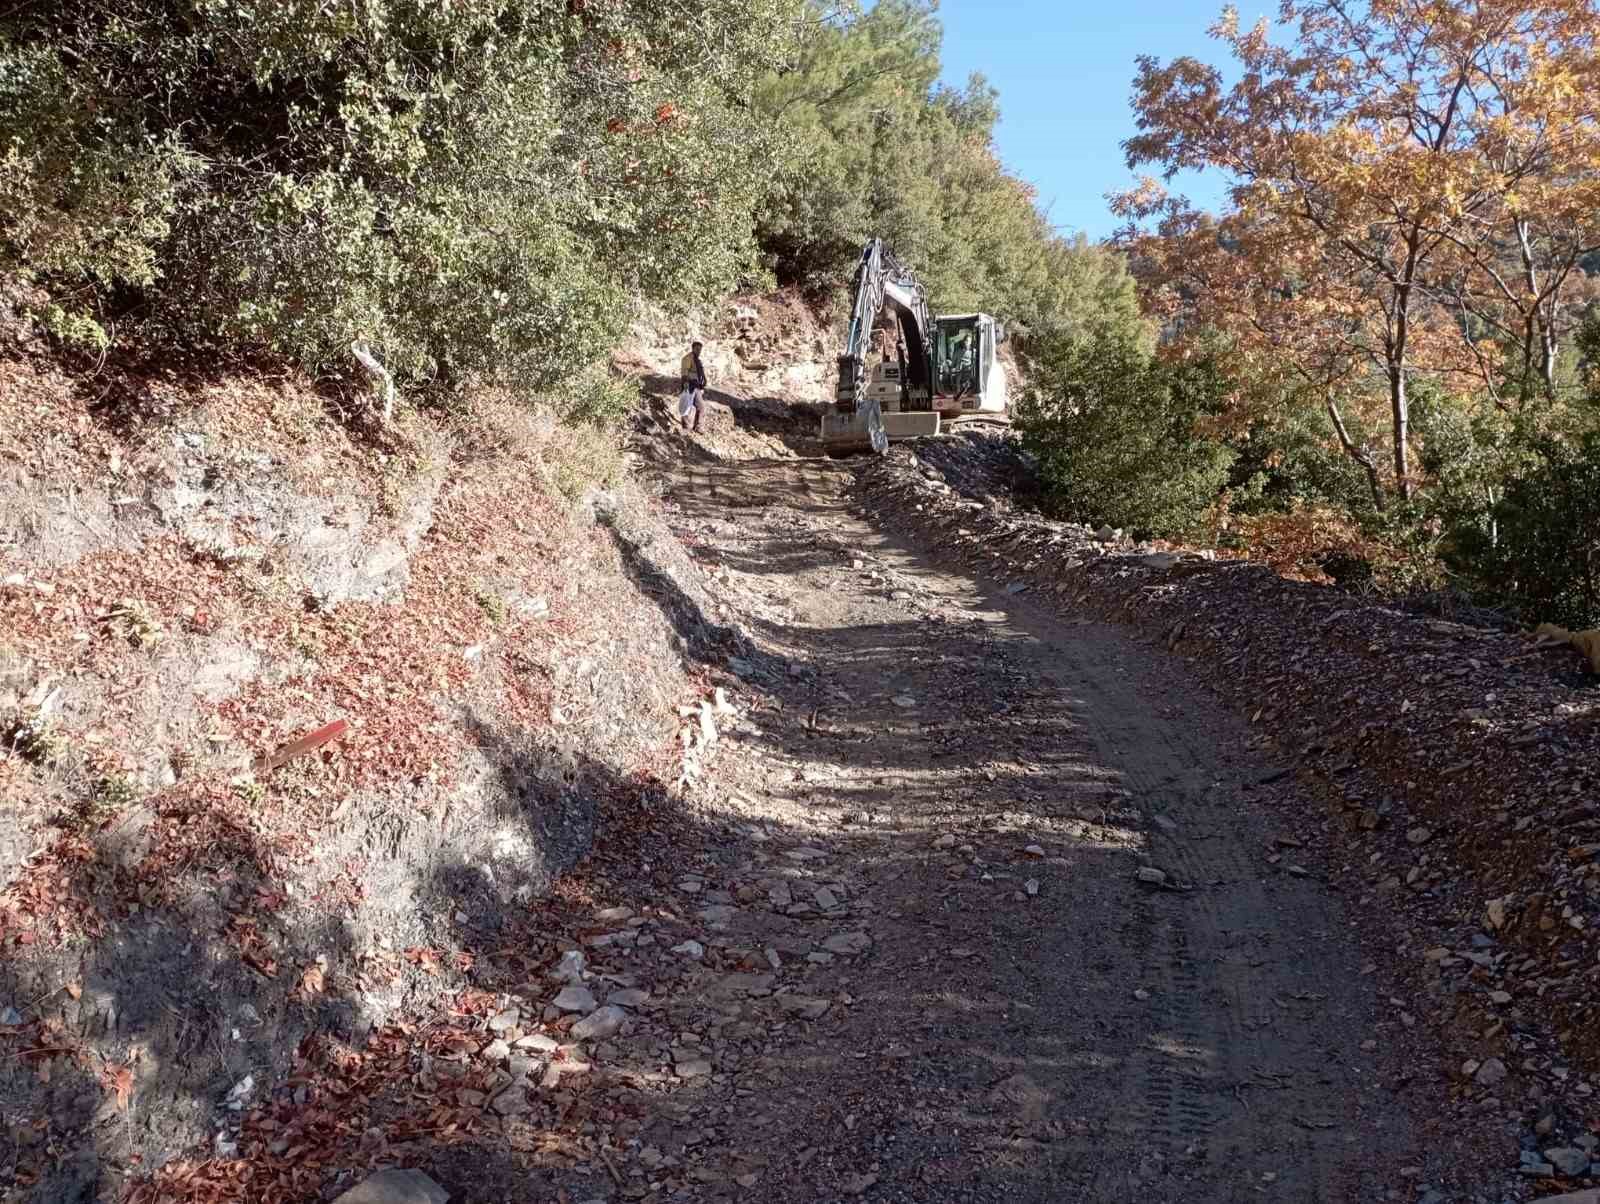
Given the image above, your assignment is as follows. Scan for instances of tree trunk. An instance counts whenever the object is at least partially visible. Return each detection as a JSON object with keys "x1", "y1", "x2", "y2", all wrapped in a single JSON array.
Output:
[
  {"x1": 1326, "y1": 394, "x2": 1386, "y2": 512},
  {"x1": 1389, "y1": 364, "x2": 1411, "y2": 502}
]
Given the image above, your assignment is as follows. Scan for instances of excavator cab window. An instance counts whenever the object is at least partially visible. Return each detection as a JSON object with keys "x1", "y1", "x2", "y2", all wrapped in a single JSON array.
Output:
[{"x1": 935, "y1": 318, "x2": 980, "y2": 400}]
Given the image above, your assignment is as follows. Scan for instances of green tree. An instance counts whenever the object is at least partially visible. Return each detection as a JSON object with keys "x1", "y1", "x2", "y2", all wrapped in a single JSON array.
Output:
[
  {"x1": 2, "y1": 0, "x2": 805, "y2": 392},
  {"x1": 1454, "y1": 434, "x2": 1600, "y2": 627},
  {"x1": 1015, "y1": 333, "x2": 1236, "y2": 541}
]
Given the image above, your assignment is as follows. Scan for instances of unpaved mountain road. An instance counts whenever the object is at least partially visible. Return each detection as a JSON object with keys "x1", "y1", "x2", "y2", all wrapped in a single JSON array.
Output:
[{"x1": 640, "y1": 451, "x2": 1424, "y2": 1202}]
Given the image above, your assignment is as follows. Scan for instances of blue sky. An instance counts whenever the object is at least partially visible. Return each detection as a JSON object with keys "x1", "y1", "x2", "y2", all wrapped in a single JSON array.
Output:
[{"x1": 934, "y1": 1, "x2": 1266, "y2": 241}]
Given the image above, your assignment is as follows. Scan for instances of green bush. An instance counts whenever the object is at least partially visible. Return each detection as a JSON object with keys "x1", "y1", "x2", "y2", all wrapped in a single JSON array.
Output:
[
  {"x1": 1015, "y1": 335, "x2": 1236, "y2": 541},
  {"x1": 1452, "y1": 433, "x2": 1600, "y2": 628},
  {"x1": 1, "y1": 0, "x2": 802, "y2": 397}
]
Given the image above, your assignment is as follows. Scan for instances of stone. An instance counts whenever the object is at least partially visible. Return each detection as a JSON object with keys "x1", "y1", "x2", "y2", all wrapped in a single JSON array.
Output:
[
  {"x1": 675, "y1": 1058, "x2": 714, "y2": 1079},
  {"x1": 552, "y1": 986, "x2": 597, "y2": 1014},
  {"x1": 1535, "y1": 1114, "x2": 1558, "y2": 1138},
  {"x1": 1545, "y1": 1149, "x2": 1592, "y2": 1177},
  {"x1": 1486, "y1": 897, "x2": 1509, "y2": 930},
  {"x1": 672, "y1": 940, "x2": 705, "y2": 959},
  {"x1": 551, "y1": 950, "x2": 587, "y2": 982},
  {"x1": 515, "y1": 1033, "x2": 558, "y2": 1052},
  {"x1": 813, "y1": 887, "x2": 840, "y2": 910},
  {"x1": 822, "y1": 932, "x2": 871, "y2": 956},
  {"x1": 1136, "y1": 867, "x2": 1168, "y2": 887},
  {"x1": 1490, "y1": 990, "x2": 1513, "y2": 1005},
  {"x1": 96, "y1": 804, "x2": 157, "y2": 870},
  {"x1": 776, "y1": 995, "x2": 830, "y2": 1020},
  {"x1": 1406, "y1": 826, "x2": 1432, "y2": 845},
  {"x1": 608, "y1": 988, "x2": 650, "y2": 1010},
  {"x1": 697, "y1": 905, "x2": 736, "y2": 926},
  {"x1": 1023, "y1": 844, "x2": 1046, "y2": 858},
  {"x1": 891, "y1": 695, "x2": 917, "y2": 709},
  {"x1": 768, "y1": 881, "x2": 793, "y2": 907},
  {"x1": 933, "y1": 834, "x2": 957, "y2": 850},
  {"x1": 1024, "y1": 878, "x2": 1040, "y2": 897},
  {"x1": 331, "y1": 1170, "x2": 449, "y2": 1204},
  {"x1": 571, "y1": 1006, "x2": 627, "y2": 1042},
  {"x1": 492, "y1": 1087, "x2": 531, "y2": 1117},
  {"x1": 0, "y1": 1007, "x2": 21, "y2": 1027},
  {"x1": 480, "y1": 1038, "x2": 511, "y2": 1062},
  {"x1": 1474, "y1": 1057, "x2": 1508, "y2": 1087},
  {"x1": 1520, "y1": 1151, "x2": 1555, "y2": 1178}
]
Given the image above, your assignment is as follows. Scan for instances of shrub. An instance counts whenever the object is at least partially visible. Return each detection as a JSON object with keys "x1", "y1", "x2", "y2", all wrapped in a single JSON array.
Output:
[
  {"x1": 1, "y1": 0, "x2": 802, "y2": 396},
  {"x1": 1454, "y1": 433, "x2": 1600, "y2": 628},
  {"x1": 1015, "y1": 335, "x2": 1235, "y2": 541}
]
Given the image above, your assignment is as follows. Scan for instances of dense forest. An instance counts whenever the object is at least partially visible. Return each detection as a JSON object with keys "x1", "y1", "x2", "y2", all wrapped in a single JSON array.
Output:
[{"x1": 3, "y1": 0, "x2": 1598, "y2": 624}]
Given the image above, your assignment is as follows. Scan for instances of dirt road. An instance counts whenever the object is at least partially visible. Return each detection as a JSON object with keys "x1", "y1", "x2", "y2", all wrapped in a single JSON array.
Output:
[{"x1": 616, "y1": 451, "x2": 1418, "y2": 1202}]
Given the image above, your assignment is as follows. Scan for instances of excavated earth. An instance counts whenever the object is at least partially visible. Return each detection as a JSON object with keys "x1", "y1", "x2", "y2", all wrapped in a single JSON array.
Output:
[{"x1": 3, "y1": 297, "x2": 1596, "y2": 1204}]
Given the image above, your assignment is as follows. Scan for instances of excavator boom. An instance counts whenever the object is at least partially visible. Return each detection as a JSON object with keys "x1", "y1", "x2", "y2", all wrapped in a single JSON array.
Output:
[{"x1": 827, "y1": 240, "x2": 938, "y2": 454}]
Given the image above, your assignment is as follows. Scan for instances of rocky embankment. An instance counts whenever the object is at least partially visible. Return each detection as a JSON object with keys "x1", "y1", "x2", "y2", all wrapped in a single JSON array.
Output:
[
  {"x1": 860, "y1": 436, "x2": 1600, "y2": 1193},
  {"x1": 0, "y1": 339, "x2": 744, "y2": 1202}
]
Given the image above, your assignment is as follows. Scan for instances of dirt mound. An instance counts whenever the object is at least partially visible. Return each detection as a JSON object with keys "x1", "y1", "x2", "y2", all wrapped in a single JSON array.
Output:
[
  {"x1": 859, "y1": 444, "x2": 1600, "y2": 1182},
  {"x1": 0, "y1": 348, "x2": 737, "y2": 1201}
]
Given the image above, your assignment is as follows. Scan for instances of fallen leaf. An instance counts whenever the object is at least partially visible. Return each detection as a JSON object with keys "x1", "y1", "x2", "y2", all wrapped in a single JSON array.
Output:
[{"x1": 102, "y1": 1062, "x2": 133, "y2": 1110}]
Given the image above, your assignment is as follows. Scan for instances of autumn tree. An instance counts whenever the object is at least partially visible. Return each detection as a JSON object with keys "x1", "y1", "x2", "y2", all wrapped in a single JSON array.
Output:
[{"x1": 1119, "y1": 0, "x2": 1600, "y2": 505}]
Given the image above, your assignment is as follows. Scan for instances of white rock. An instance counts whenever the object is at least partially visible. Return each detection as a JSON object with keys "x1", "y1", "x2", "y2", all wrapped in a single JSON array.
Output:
[
  {"x1": 330, "y1": 1169, "x2": 450, "y2": 1204},
  {"x1": 552, "y1": 985, "x2": 597, "y2": 1014},
  {"x1": 551, "y1": 950, "x2": 587, "y2": 983},
  {"x1": 672, "y1": 940, "x2": 705, "y2": 958},
  {"x1": 1136, "y1": 867, "x2": 1168, "y2": 886},
  {"x1": 570, "y1": 1005, "x2": 627, "y2": 1042}
]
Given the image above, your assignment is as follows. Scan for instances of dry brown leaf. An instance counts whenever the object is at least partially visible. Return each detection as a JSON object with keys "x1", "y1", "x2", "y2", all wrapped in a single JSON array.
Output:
[
  {"x1": 64, "y1": 981, "x2": 82, "y2": 1000},
  {"x1": 300, "y1": 963, "x2": 325, "y2": 996},
  {"x1": 101, "y1": 1062, "x2": 133, "y2": 1110}
]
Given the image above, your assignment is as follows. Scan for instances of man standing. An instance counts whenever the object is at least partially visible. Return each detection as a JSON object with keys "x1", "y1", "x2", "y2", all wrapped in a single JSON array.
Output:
[{"x1": 679, "y1": 340, "x2": 707, "y2": 432}]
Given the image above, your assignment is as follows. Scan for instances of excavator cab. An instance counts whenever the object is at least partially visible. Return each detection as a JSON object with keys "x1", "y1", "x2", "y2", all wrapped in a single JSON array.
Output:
[{"x1": 934, "y1": 317, "x2": 981, "y2": 401}]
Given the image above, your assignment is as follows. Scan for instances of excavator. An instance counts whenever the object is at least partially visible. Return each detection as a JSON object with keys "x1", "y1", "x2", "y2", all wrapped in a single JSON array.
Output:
[{"x1": 820, "y1": 238, "x2": 1009, "y2": 455}]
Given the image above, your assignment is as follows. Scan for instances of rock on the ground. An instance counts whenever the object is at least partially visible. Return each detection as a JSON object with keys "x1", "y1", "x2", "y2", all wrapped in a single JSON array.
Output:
[
  {"x1": 1545, "y1": 1149, "x2": 1592, "y2": 1177},
  {"x1": 571, "y1": 1005, "x2": 627, "y2": 1042},
  {"x1": 551, "y1": 950, "x2": 586, "y2": 982},
  {"x1": 553, "y1": 985, "x2": 598, "y2": 1013},
  {"x1": 332, "y1": 1170, "x2": 449, "y2": 1204},
  {"x1": 776, "y1": 994, "x2": 830, "y2": 1020},
  {"x1": 822, "y1": 932, "x2": 871, "y2": 956}
]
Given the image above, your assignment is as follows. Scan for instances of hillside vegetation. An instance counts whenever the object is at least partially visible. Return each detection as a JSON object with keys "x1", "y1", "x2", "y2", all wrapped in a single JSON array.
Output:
[
  {"x1": 1093, "y1": 0, "x2": 1600, "y2": 625},
  {"x1": 8, "y1": 2, "x2": 1600, "y2": 627}
]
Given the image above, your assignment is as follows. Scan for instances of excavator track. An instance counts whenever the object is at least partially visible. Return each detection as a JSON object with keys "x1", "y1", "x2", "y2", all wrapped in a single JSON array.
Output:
[{"x1": 943, "y1": 412, "x2": 1012, "y2": 432}]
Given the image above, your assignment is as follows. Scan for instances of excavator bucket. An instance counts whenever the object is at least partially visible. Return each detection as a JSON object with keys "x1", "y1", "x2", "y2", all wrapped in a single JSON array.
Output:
[{"x1": 820, "y1": 407, "x2": 939, "y2": 454}]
